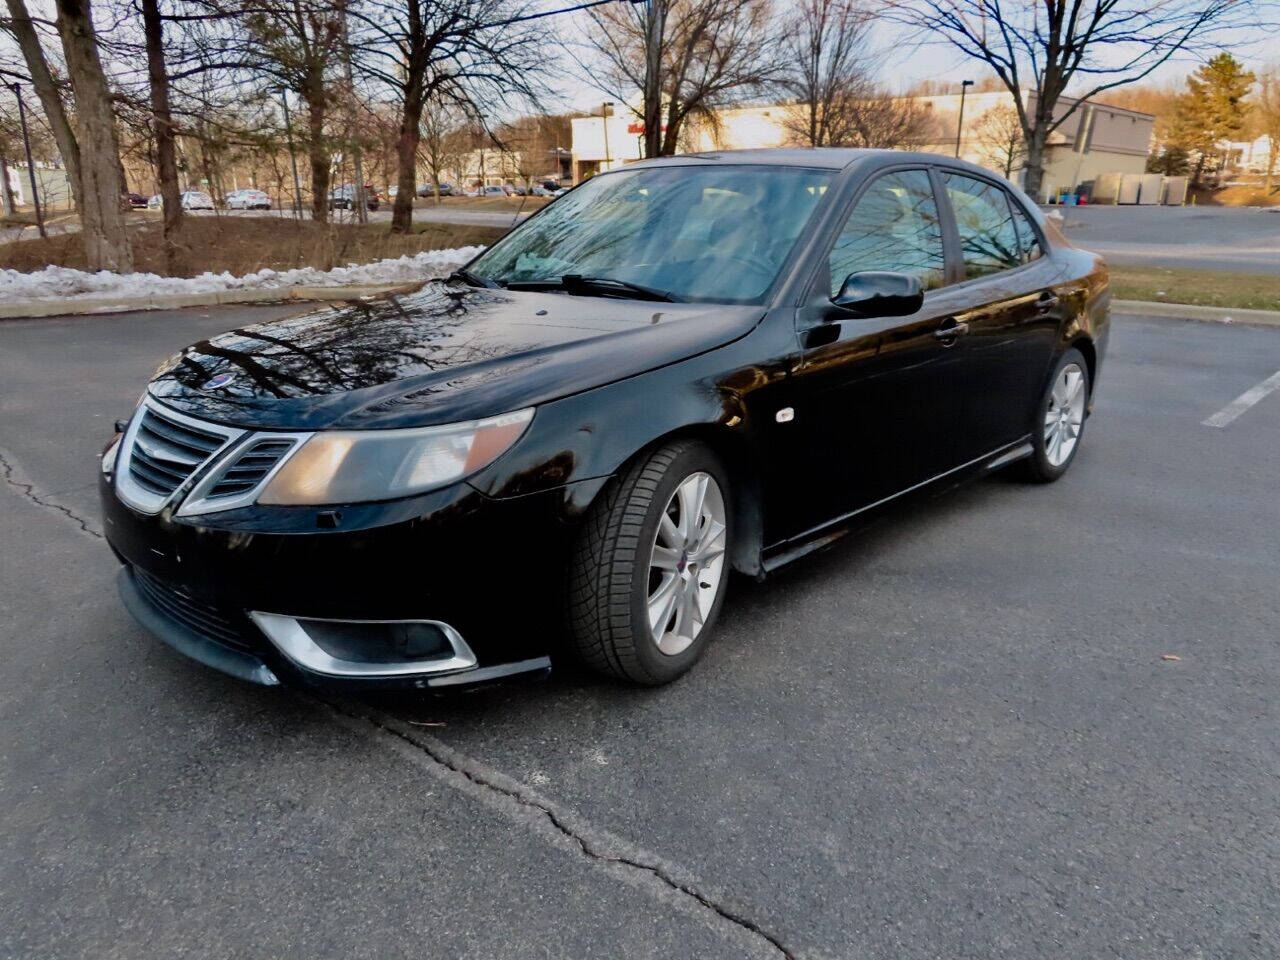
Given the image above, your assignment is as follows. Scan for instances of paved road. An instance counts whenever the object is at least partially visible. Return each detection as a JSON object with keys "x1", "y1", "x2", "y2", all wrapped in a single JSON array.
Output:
[
  {"x1": 208, "y1": 205, "x2": 532, "y2": 229},
  {"x1": 1057, "y1": 205, "x2": 1280, "y2": 274},
  {"x1": 3, "y1": 306, "x2": 1280, "y2": 958}
]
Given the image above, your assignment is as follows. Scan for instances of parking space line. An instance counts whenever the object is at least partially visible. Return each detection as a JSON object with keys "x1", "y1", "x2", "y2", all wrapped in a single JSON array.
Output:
[{"x1": 1203, "y1": 371, "x2": 1280, "y2": 428}]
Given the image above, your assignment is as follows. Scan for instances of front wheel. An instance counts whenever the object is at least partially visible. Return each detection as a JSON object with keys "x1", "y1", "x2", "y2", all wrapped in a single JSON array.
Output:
[
  {"x1": 1021, "y1": 347, "x2": 1090, "y2": 483},
  {"x1": 566, "y1": 441, "x2": 732, "y2": 685}
]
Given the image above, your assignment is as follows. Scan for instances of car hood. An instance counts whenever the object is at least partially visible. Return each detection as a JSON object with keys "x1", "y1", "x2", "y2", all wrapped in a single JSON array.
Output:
[{"x1": 147, "y1": 282, "x2": 763, "y2": 430}]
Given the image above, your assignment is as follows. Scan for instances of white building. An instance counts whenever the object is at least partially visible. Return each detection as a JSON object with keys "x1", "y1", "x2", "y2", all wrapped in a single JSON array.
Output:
[{"x1": 1222, "y1": 132, "x2": 1276, "y2": 173}]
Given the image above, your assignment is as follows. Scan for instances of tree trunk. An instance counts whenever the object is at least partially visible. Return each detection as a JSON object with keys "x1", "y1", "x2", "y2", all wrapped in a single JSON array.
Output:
[
  {"x1": 6, "y1": 0, "x2": 82, "y2": 210},
  {"x1": 642, "y1": 0, "x2": 666, "y2": 159},
  {"x1": 391, "y1": 100, "x2": 420, "y2": 233},
  {"x1": 0, "y1": 155, "x2": 14, "y2": 216},
  {"x1": 1263, "y1": 145, "x2": 1276, "y2": 192},
  {"x1": 303, "y1": 76, "x2": 329, "y2": 223},
  {"x1": 1021, "y1": 125, "x2": 1049, "y2": 201},
  {"x1": 140, "y1": 0, "x2": 183, "y2": 272},
  {"x1": 55, "y1": 0, "x2": 133, "y2": 272}
]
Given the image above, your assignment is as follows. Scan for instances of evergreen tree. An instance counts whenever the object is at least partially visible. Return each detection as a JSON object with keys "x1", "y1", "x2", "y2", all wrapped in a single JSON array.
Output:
[{"x1": 1173, "y1": 53, "x2": 1255, "y2": 184}]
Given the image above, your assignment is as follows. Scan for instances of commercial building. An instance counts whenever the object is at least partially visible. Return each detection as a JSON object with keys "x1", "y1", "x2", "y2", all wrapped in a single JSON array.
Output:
[{"x1": 570, "y1": 92, "x2": 1155, "y2": 202}]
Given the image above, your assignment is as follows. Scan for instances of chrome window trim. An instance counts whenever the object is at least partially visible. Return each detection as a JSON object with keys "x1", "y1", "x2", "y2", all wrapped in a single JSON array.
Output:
[
  {"x1": 114, "y1": 396, "x2": 245, "y2": 515},
  {"x1": 249, "y1": 612, "x2": 480, "y2": 678},
  {"x1": 177, "y1": 431, "x2": 313, "y2": 517}
]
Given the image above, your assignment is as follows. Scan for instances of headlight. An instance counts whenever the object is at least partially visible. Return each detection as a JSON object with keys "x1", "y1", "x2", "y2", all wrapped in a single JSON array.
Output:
[{"x1": 257, "y1": 408, "x2": 534, "y2": 506}]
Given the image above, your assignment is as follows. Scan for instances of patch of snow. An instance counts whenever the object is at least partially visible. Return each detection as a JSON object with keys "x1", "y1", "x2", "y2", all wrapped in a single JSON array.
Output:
[{"x1": 0, "y1": 245, "x2": 485, "y2": 304}]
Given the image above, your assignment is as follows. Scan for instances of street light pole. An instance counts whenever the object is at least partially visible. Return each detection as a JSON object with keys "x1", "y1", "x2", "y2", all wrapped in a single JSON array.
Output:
[
  {"x1": 601, "y1": 101, "x2": 614, "y2": 172},
  {"x1": 10, "y1": 84, "x2": 46, "y2": 237},
  {"x1": 955, "y1": 79, "x2": 974, "y2": 159},
  {"x1": 279, "y1": 89, "x2": 303, "y2": 218}
]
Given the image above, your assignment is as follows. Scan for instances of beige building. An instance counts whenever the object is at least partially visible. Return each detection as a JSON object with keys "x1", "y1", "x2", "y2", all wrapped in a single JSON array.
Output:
[
  {"x1": 570, "y1": 93, "x2": 1154, "y2": 202},
  {"x1": 912, "y1": 91, "x2": 1154, "y2": 199}
]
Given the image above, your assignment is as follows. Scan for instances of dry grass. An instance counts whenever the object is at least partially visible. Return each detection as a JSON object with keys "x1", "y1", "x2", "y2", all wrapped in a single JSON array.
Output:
[
  {"x1": 0, "y1": 215, "x2": 507, "y2": 277},
  {"x1": 1110, "y1": 266, "x2": 1280, "y2": 311},
  {"x1": 423, "y1": 195, "x2": 553, "y2": 212},
  {"x1": 1190, "y1": 182, "x2": 1280, "y2": 207}
]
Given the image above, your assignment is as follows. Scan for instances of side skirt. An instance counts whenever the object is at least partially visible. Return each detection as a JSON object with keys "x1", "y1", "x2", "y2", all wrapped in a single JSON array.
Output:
[{"x1": 759, "y1": 437, "x2": 1033, "y2": 574}]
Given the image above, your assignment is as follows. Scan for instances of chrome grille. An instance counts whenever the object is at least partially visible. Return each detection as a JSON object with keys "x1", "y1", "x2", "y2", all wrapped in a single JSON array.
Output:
[
  {"x1": 115, "y1": 399, "x2": 242, "y2": 515},
  {"x1": 205, "y1": 438, "x2": 296, "y2": 500},
  {"x1": 127, "y1": 406, "x2": 225, "y2": 496}
]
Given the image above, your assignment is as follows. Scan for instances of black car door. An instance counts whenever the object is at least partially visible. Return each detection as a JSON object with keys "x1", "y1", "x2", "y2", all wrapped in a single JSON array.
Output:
[
  {"x1": 937, "y1": 172, "x2": 1065, "y2": 456},
  {"x1": 786, "y1": 167, "x2": 965, "y2": 533}
]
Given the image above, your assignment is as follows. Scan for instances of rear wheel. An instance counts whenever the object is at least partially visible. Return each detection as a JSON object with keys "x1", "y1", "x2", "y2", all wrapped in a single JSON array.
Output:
[
  {"x1": 566, "y1": 441, "x2": 732, "y2": 685},
  {"x1": 1021, "y1": 347, "x2": 1090, "y2": 482}
]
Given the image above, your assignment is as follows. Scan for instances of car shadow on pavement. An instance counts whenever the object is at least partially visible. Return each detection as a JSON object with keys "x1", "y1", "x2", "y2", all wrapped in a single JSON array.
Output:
[{"x1": 356, "y1": 469, "x2": 1015, "y2": 725}]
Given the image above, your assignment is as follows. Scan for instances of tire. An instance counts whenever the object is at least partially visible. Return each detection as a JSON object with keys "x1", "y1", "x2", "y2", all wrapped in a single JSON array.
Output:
[
  {"x1": 1021, "y1": 347, "x2": 1090, "y2": 483},
  {"x1": 566, "y1": 441, "x2": 733, "y2": 685}
]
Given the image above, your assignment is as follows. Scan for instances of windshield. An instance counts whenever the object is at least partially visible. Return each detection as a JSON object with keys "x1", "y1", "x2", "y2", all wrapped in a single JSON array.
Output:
[{"x1": 468, "y1": 165, "x2": 832, "y2": 304}]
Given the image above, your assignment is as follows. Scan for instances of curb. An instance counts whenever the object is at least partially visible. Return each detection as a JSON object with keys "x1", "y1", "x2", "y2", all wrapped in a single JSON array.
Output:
[
  {"x1": 1113, "y1": 299, "x2": 1280, "y2": 327},
  {"x1": 0, "y1": 280, "x2": 424, "y2": 320}
]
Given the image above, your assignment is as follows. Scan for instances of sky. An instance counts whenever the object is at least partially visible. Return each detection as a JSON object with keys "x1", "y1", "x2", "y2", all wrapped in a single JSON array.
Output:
[{"x1": 544, "y1": 1, "x2": 1276, "y2": 116}]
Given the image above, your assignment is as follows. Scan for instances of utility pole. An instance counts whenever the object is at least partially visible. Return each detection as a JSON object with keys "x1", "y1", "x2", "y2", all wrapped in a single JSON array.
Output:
[
  {"x1": 11, "y1": 83, "x2": 45, "y2": 237},
  {"x1": 955, "y1": 80, "x2": 974, "y2": 158},
  {"x1": 279, "y1": 90, "x2": 304, "y2": 218},
  {"x1": 601, "y1": 101, "x2": 614, "y2": 171}
]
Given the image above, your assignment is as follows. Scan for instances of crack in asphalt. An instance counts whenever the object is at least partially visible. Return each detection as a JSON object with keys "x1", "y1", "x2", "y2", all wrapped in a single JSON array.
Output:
[
  {"x1": 324, "y1": 698, "x2": 795, "y2": 960},
  {"x1": 0, "y1": 448, "x2": 103, "y2": 539}
]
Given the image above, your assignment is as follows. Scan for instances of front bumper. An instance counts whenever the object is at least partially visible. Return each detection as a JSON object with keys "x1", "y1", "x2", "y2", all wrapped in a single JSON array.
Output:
[{"x1": 102, "y1": 471, "x2": 597, "y2": 690}]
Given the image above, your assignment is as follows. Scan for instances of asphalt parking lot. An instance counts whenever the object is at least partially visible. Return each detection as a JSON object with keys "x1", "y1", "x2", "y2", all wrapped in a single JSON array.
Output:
[
  {"x1": 1058, "y1": 205, "x2": 1280, "y2": 274},
  {"x1": 2, "y1": 305, "x2": 1279, "y2": 959}
]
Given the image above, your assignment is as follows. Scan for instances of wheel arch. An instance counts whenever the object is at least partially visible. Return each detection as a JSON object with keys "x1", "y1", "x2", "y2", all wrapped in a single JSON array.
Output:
[
  {"x1": 596, "y1": 422, "x2": 767, "y2": 580},
  {"x1": 1069, "y1": 335, "x2": 1097, "y2": 386}
]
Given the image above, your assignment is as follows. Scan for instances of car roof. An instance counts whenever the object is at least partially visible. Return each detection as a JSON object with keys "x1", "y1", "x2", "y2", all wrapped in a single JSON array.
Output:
[{"x1": 620, "y1": 147, "x2": 1004, "y2": 177}]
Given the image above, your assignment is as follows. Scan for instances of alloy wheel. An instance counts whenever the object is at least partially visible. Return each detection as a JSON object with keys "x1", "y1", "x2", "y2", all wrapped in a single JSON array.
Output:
[
  {"x1": 1044, "y1": 362, "x2": 1086, "y2": 467},
  {"x1": 645, "y1": 472, "x2": 728, "y2": 656}
]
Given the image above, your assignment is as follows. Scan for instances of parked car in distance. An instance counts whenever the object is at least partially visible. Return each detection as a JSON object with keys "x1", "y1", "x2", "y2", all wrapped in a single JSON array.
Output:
[
  {"x1": 101, "y1": 149, "x2": 1108, "y2": 693},
  {"x1": 179, "y1": 191, "x2": 215, "y2": 211},
  {"x1": 470, "y1": 184, "x2": 508, "y2": 197},
  {"x1": 328, "y1": 184, "x2": 379, "y2": 211},
  {"x1": 224, "y1": 189, "x2": 271, "y2": 210},
  {"x1": 417, "y1": 182, "x2": 455, "y2": 198},
  {"x1": 146, "y1": 194, "x2": 162, "y2": 210},
  {"x1": 125, "y1": 192, "x2": 149, "y2": 209}
]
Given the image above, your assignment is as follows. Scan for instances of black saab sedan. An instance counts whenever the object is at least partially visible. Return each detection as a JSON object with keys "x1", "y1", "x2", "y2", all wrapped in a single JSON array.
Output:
[{"x1": 100, "y1": 149, "x2": 1108, "y2": 690}]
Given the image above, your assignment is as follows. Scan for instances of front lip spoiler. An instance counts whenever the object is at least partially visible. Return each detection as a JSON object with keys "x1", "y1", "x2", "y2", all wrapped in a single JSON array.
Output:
[
  {"x1": 117, "y1": 567, "x2": 280, "y2": 686},
  {"x1": 117, "y1": 567, "x2": 554, "y2": 690}
]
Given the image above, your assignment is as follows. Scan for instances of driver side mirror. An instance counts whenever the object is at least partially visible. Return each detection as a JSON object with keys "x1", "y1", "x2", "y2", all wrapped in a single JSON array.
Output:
[{"x1": 831, "y1": 271, "x2": 924, "y2": 318}]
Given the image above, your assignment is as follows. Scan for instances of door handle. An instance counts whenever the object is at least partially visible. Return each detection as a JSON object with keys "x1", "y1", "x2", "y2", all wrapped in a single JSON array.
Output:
[
  {"x1": 1035, "y1": 291, "x2": 1061, "y2": 312},
  {"x1": 933, "y1": 320, "x2": 969, "y2": 342}
]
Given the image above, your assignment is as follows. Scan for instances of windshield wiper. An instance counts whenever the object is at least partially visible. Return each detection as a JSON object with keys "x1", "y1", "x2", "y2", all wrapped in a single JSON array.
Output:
[
  {"x1": 504, "y1": 274, "x2": 682, "y2": 302},
  {"x1": 447, "y1": 268, "x2": 494, "y2": 288}
]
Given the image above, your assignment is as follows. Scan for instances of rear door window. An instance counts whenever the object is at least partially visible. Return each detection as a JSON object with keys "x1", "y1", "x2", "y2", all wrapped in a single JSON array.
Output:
[
  {"x1": 942, "y1": 173, "x2": 1022, "y2": 279},
  {"x1": 1007, "y1": 196, "x2": 1043, "y2": 264}
]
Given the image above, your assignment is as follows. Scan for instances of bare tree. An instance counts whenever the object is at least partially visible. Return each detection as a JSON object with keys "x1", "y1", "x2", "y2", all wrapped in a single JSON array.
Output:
[
  {"x1": 579, "y1": 0, "x2": 779, "y2": 158},
  {"x1": 887, "y1": 0, "x2": 1255, "y2": 198},
  {"x1": 775, "y1": 0, "x2": 873, "y2": 147},
  {"x1": 1257, "y1": 66, "x2": 1280, "y2": 191},
  {"x1": 418, "y1": 99, "x2": 465, "y2": 202},
  {"x1": 56, "y1": 0, "x2": 133, "y2": 271},
  {"x1": 234, "y1": 0, "x2": 343, "y2": 221},
  {"x1": 350, "y1": 0, "x2": 548, "y2": 233},
  {"x1": 973, "y1": 103, "x2": 1024, "y2": 177},
  {"x1": 139, "y1": 0, "x2": 183, "y2": 269},
  {"x1": 2, "y1": 0, "x2": 83, "y2": 208}
]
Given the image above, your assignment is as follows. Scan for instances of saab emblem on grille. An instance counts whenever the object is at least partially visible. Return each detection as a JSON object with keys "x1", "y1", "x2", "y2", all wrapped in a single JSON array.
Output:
[{"x1": 204, "y1": 372, "x2": 236, "y2": 390}]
